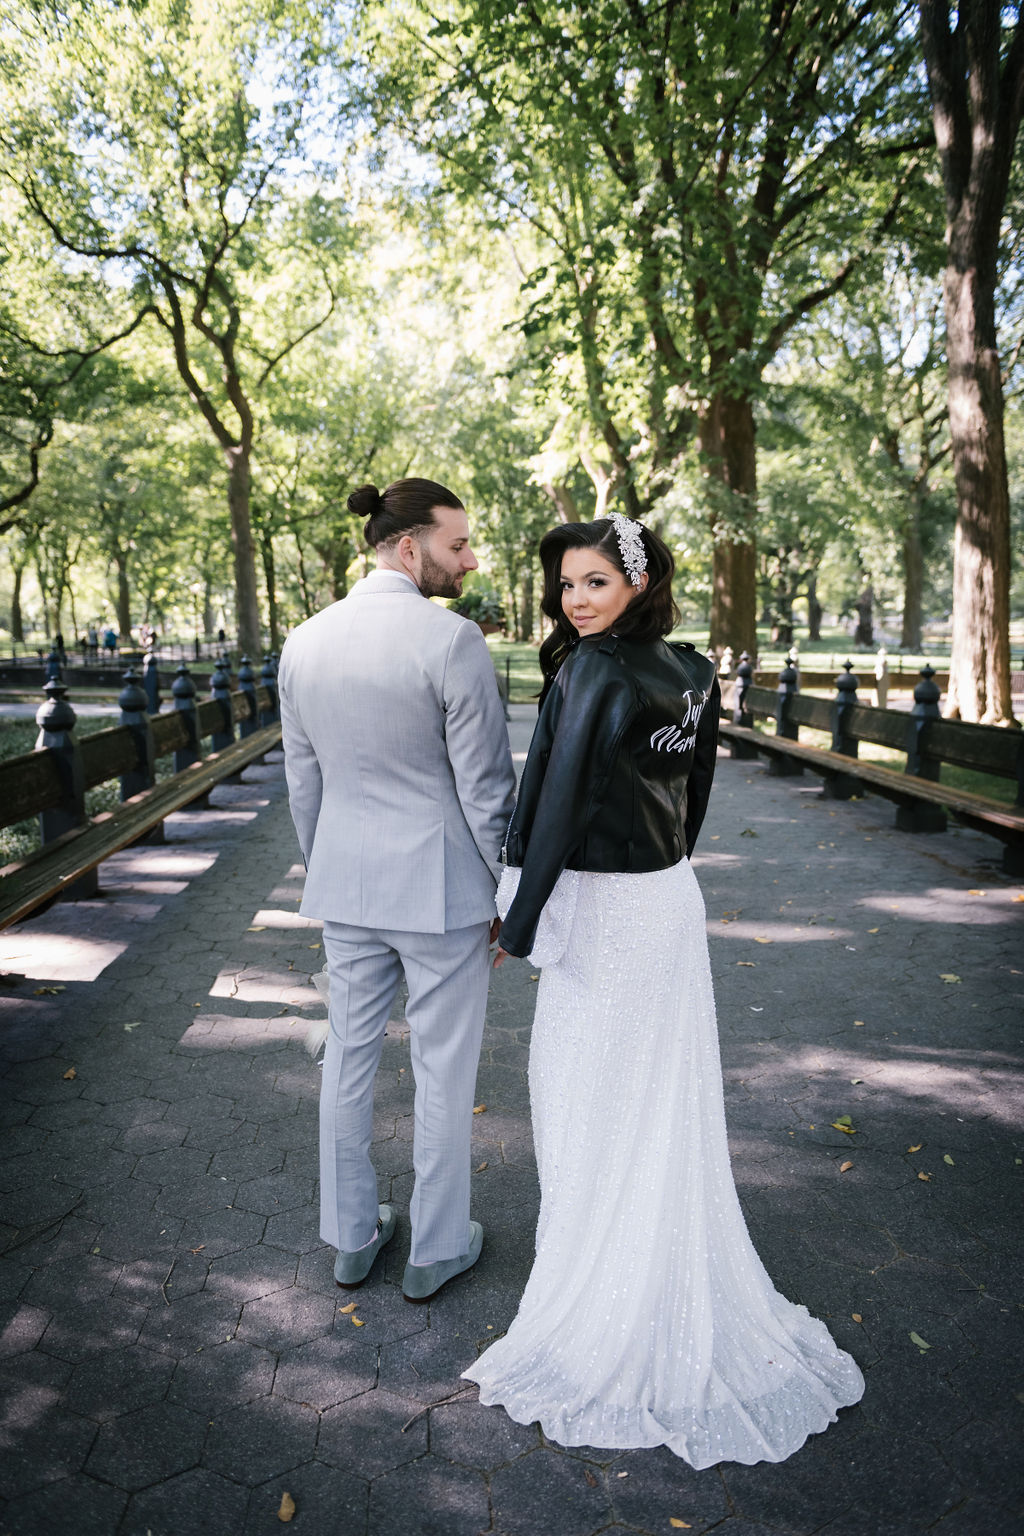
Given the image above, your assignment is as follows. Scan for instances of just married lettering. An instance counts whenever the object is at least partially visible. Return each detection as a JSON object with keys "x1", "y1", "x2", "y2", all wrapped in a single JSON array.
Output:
[{"x1": 649, "y1": 690, "x2": 709, "y2": 755}]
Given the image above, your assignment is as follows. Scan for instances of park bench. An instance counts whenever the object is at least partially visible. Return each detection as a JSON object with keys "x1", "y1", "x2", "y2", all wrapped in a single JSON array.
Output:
[
  {"x1": 0, "y1": 658, "x2": 281, "y2": 931},
  {"x1": 719, "y1": 658, "x2": 1024, "y2": 875}
]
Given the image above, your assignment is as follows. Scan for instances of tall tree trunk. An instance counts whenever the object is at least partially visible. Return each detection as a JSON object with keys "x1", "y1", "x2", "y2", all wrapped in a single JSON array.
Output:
[
  {"x1": 700, "y1": 391, "x2": 758, "y2": 658},
  {"x1": 901, "y1": 497, "x2": 924, "y2": 649},
  {"x1": 11, "y1": 562, "x2": 25, "y2": 642},
  {"x1": 919, "y1": 0, "x2": 1022, "y2": 724},
  {"x1": 942, "y1": 261, "x2": 1013, "y2": 721},
  {"x1": 328, "y1": 534, "x2": 354, "y2": 602},
  {"x1": 541, "y1": 482, "x2": 580, "y2": 522},
  {"x1": 854, "y1": 584, "x2": 874, "y2": 647},
  {"x1": 294, "y1": 531, "x2": 315, "y2": 617},
  {"x1": 226, "y1": 446, "x2": 262, "y2": 658},
  {"x1": 258, "y1": 524, "x2": 280, "y2": 654},
  {"x1": 806, "y1": 569, "x2": 823, "y2": 642},
  {"x1": 519, "y1": 564, "x2": 535, "y2": 642},
  {"x1": 114, "y1": 550, "x2": 131, "y2": 638}
]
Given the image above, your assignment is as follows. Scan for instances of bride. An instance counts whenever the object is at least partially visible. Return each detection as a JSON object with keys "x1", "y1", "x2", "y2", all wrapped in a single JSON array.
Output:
[{"x1": 462, "y1": 514, "x2": 864, "y2": 1469}]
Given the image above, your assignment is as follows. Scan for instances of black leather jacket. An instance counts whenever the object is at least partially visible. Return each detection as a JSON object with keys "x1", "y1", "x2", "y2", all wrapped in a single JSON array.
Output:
[{"x1": 499, "y1": 633, "x2": 720, "y2": 958}]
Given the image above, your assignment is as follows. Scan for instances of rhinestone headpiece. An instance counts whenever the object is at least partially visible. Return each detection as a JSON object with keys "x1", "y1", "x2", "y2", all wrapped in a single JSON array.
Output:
[{"x1": 610, "y1": 512, "x2": 647, "y2": 588}]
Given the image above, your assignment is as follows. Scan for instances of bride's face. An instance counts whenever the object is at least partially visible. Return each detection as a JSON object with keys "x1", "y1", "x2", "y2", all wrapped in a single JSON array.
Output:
[{"x1": 560, "y1": 547, "x2": 642, "y2": 636}]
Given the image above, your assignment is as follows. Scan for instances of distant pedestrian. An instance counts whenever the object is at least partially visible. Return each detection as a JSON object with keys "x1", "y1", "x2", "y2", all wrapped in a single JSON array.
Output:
[
  {"x1": 86, "y1": 626, "x2": 99, "y2": 658},
  {"x1": 103, "y1": 628, "x2": 117, "y2": 657}
]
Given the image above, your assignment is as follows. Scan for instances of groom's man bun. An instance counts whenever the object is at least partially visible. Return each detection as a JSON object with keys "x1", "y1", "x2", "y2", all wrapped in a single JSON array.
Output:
[{"x1": 351, "y1": 479, "x2": 465, "y2": 550}]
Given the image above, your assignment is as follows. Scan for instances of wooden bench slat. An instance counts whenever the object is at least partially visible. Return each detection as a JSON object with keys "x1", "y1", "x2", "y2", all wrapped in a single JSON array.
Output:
[
  {"x1": 0, "y1": 725, "x2": 282, "y2": 930},
  {"x1": 718, "y1": 723, "x2": 1024, "y2": 839}
]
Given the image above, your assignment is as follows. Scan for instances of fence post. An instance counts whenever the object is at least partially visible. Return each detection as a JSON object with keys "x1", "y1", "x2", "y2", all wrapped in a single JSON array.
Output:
[
  {"x1": 898, "y1": 664, "x2": 948, "y2": 832},
  {"x1": 143, "y1": 649, "x2": 161, "y2": 715},
  {"x1": 769, "y1": 650, "x2": 803, "y2": 776},
  {"x1": 259, "y1": 654, "x2": 279, "y2": 726},
  {"x1": 237, "y1": 655, "x2": 258, "y2": 738},
  {"x1": 172, "y1": 663, "x2": 201, "y2": 773},
  {"x1": 35, "y1": 678, "x2": 98, "y2": 899},
  {"x1": 119, "y1": 667, "x2": 164, "y2": 845},
  {"x1": 824, "y1": 660, "x2": 862, "y2": 801},
  {"x1": 210, "y1": 655, "x2": 235, "y2": 753}
]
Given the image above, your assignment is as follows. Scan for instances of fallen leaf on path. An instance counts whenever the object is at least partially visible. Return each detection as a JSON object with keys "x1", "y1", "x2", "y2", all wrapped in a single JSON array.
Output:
[
  {"x1": 909, "y1": 1331, "x2": 931, "y2": 1352},
  {"x1": 351, "y1": 1317, "x2": 365, "y2": 1327},
  {"x1": 907, "y1": 1144, "x2": 922, "y2": 1153},
  {"x1": 968, "y1": 890, "x2": 985, "y2": 897},
  {"x1": 190, "y1": 1246, "x2": 206, "y2": 1254},
  {"x1": 736, "y1": 961, "x2": 756, "y2": 967},
  {"x1": 529, "y1": 974, "x2": 538, "y2": 981},
  {"x1": 475, "y1": 1162, "x2": 488, "y2": 1172},
  {"x1": 473, "y1": 1104, "x2": 487, "y2": 1114},
  {"x1": 853, "y1": 1020, "x2": 866, "y2": 1027},
  {"x1": 917, "y1": 1171, "x2": 931, "y2": 1181},
  {"x1": 943, "y1": 1154, "x2": 954, "y2": 1165},
  {"x1": 248, "y1": 925, "x2": 266, "y2": 931},
  {"x1": 62, "y1": 1067, "x2": 76, "y2": 1080},
  {"x1": 839, "y1": 1161, "x2": 854, "y2": 1173},
  {"x1": 33, "y1": 986, "x2": 65, "y2": 995},
  {"x1": 339, "y1": 1302, "x2": 358, "y2": 1314},
  {"x1": 754, "y1": 937, "x2": 773, "y2": 944},
  {"x1": 583, "y1": 1469, "x2": 598, "y2": 1487},
  {"x1": 831, "y1": 1116, "x2": 856, "y2": 1135},
  {"x1": 123, "y1": 1021, "x2": 141, "y2": 1032},
  {"x1": 1014, "y1": 894, "x2": 1024, "y2": 903},
  {"x1": 740, "y1": 828, "x2": 758, "y2": 837},
  {"x1": 867, "y1": 927, "x2": 880, "y2": 933},
  {"x1": 851, "y1": 1313, "x2": 862, "y2": 1323},
  {"x1": 670, "y1": 1522, "x2": 692, "y2": 1530},
  {"x1": 940, "y1": 973, "x2": 961, "y2": 984},
  {"x1": 277, "y1": 1490, "x2": 296, "y2": 1522},
  {"x1": 850, "y1": 1078, "x2": 862, "y2": 1084}
]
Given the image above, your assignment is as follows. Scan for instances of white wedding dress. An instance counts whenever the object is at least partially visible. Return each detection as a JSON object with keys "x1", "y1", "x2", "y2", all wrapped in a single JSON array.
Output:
[{"x1": 463, "y1": 857, "x2": 864, "y2": 1468}]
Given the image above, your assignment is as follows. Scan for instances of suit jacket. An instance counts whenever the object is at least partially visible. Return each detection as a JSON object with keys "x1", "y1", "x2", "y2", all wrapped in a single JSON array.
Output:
[{"x1": 278, "y1": 569, "x2": 516, "y2": 934}]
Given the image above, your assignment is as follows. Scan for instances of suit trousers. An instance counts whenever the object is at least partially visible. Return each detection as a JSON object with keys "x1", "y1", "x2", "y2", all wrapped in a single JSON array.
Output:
[{"x1": 319, "y1": 918, "x2": 491, "y2": 1266}]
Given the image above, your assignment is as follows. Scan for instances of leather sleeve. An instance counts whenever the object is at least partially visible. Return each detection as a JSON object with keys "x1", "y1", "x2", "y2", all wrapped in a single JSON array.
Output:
[
  {"x1": 500, "y1": 654, "x2": 638, "y2": 958},
  {"x1": 684, "y1": 673, "x2": 721, "y2": 856}
]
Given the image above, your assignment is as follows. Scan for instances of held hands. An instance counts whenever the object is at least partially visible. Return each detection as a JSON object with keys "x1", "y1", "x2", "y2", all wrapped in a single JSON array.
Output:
[{"x1": 489, "y1": 915, "x2": 510, "y2": 969}]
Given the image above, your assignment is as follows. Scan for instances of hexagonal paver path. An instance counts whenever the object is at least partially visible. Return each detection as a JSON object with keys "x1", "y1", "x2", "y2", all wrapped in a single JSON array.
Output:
[{"x1": 1, "y1": 722, "x2": 1022, "y2": 1535}]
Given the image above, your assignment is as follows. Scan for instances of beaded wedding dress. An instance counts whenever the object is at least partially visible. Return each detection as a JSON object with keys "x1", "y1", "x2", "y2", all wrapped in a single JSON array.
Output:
[{"x1": 463, "y1": 857, "x2": 864, "y2": 1468}]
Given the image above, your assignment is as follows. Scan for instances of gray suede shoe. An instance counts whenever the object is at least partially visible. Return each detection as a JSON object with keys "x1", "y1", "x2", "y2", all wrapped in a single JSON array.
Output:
[
  {"x1": 334, "y1": 1204, "x2": 396, "y2": 1289},
  {"x1": 402, "y1": 1221, "x2": 484, "y2": 1302}
]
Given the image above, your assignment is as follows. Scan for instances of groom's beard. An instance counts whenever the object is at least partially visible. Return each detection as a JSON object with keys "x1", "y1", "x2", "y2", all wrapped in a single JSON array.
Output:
[{"x1": 417, "y1": 550, "x2": 465, "y2": 600}]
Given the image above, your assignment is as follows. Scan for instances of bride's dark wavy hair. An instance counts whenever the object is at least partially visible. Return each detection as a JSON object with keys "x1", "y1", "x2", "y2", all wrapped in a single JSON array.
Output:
[{"x1": 537, "y1": 517, "x2": 679, "y2": 685}]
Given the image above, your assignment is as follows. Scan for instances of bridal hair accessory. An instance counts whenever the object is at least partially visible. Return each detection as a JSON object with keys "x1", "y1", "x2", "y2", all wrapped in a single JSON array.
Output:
[{"x1": 610, "y1": 513, "x2": 647, "y2": 588}]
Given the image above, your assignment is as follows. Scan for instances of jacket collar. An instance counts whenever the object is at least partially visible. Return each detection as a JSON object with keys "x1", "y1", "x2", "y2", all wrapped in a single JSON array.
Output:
[{"x1": 349, "y1": 569, "x2": 424, "y2": 598}]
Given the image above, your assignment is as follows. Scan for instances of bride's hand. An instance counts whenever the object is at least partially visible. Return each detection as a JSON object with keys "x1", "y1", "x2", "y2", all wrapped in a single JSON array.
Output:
[{"x1": 493, "y1": 947, "x2": 510, "y2": 969}]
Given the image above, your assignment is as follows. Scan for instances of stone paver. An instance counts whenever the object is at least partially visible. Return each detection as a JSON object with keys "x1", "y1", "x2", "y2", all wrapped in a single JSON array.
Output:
[{"x1": 1, "y1": 725, "x2": 1022, "y2": 1535}]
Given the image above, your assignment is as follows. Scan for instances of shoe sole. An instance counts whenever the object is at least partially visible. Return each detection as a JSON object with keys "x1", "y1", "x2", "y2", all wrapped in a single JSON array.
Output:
[
  {"x1": 402, "y1": 1246, "x2": 482, "y2": 1302},
  {"x1": 335, "y1": 1222, "x2": 396, "y2": 1289},
  {"x1": 402, "y1": 1265, "x2": 474, "y2": 1303}
]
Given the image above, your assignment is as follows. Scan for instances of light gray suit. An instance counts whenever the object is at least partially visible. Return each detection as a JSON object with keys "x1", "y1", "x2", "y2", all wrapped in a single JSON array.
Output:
[{"x1": 278, "y1": 569, "x2": 516, "y2": 1264}]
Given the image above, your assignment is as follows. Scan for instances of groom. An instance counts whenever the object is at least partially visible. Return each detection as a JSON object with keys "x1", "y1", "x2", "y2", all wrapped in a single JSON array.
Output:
[{"x1": 278, "y1": 478, "x2": 516, "y2": 1302}]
